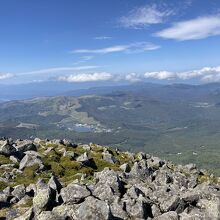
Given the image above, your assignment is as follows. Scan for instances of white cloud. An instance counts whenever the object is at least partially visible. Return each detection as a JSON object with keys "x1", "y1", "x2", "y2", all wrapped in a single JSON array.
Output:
[
  {"x1": 73, "y1": 56, "x2": 94, "y2": 65},
  {"x1": 125, "y1": 73, "x2": 142, "y2": 82},
  {"x1": 143, "y1": 66, "x2": 220, "y2": 82},
  {"x1": 144, "y1": 71, "x2": 176, "y2": 80},
  {"x1": 119, "y1": 4, "x2": 173, "y2": 28},
  {"x1": 94, "y1": 36, "x2": 112, "y2": 40},
  {"x1": 0, "y1": 73, "x2": 14, "y2": 80},
  {"x1": 19, "y1": 66, "x2": 99, "y2": 76},
  {"x1": 155, "y1": 15, "x2": 220, "y2": 40},
  {"x1": 58, "y1": 72, "x2": 113, "y2": 83},
  {"x1": 71, "y1": 42, "x2": 160, "y2": 54}
]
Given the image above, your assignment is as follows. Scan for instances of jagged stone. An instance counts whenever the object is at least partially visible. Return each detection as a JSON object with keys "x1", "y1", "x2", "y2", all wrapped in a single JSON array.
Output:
[
  {"x1": 48, "y1": 176, "x2": 63, "y2": 193},
  {"x1": 181, "y1": 190, "x2": 200, "y2": 203},
  {"x1": 110, "y1": 197, "x2": 129, "y2": 219},
  {"x1": 129, "y1": 160, "x2": 151, "y2": 181},
  {"x1": 196, "y1": 194, "x2": 220, "y2": 219},
  {"x1": 36, "y1": 179, "x2": 48, "y2": 192},
  {"x1": 76, "y1": 196, "x2": 111, "y2": 220},
  {"x1": 35, "y1": 211, "x2": 62, "y2": 220},
  {"x1": 0, "y1": 192, "x2": 9, "y2": 208},
  {"x1": 154, "y1": 211, "x2": 178, "y2": 220},
  {"x1": 126, "y1": 186, "x2": 145, "y2": 200},
  {"x1": 62, "y1": 139, "x2": 77, "y2": 147},
  {"x1": 76, "y1": 152, "x2": 91, "y2": 165},
  {"x1": 11, "y1": 184, "x2": 26, "y2": 200},
  {"x1": 16, "y1": 195, "x2": 32, "y2": 206},
  {"x1": 179, "y1": 212, "x2": 203, "y2": 220},
  {"x1": 34, "y1": 138, "x2": 42, "y2": 144},
  {"x1": 33, "y1": 187, "x2": 56, "y2": 215},
  {"x1": 19, "y1": 152, "x2": 44, "y2": 170},
  {"x1": 94, "y1": 168, "x2": 124, "y2": 196},
  {"x1": 0, "y1": 140, "x2": 16, "y2": 156},
  {"x1": 3, "y1": 186, "x2": 13, "y2": 195},
  {"x1": 147, "y1": 156, "x2": 165, "y2": 169},
  {"x1": 52, "y1": 204, "x2": 78, "y2": 219},
  {"x1": 15, "y1": 140, "x2": 37, "y2": 152},
  {"x1": 63, "y1": 150, "x2": 76, "y2": 158},
  {"x1": 124, "y1": 196, "x2": 152, "y2": 219},
  {"x1": 93, "y1": 184, "x2": 115, "y2": 203},
  {"x1": 151, "y1": 204, "x2": 162, "y2": 218},
  {"x1": 9, "y1": 155, "x2": 20, "y2": 163},
  {"x1": 120, "y1": 163, "x2": 130, "y2": 172},
  {"x1": 13, "y1": 208, "x2": 34, "y2": 220},
  {"x1": 60, "y1": 183, "x2": 91, "y2": 204},
  {"x1": 159, "y1": 195, "x2": 180, "y2": 212},
  {"x1": 26, "y1": 183, "x2": 37, "y2": 196},
  {"x1": 102, "y1": 151, "x2": 117, "y2": 164}
]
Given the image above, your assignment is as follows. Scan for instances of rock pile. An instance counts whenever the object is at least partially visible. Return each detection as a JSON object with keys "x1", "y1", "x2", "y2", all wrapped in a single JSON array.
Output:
[{"x1": 0, "y1": 138, "x2": 219, "y2": 219}]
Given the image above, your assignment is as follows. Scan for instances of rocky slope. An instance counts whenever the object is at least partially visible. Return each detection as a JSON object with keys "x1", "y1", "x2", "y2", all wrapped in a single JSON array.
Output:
[{"x1": 0, "y1": 138, "x2": 219, "y2": 219}]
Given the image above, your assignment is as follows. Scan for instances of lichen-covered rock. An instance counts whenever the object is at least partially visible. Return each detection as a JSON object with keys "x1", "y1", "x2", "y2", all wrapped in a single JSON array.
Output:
[
  {"x1": 13, "y1": 208, "x2": 34, "y2": 220},
  {"x1": 94, "y1": 168, "x2": 124, "y2": 197},
  {"x1": 76, "y1": 196, "x2": 111, "y2": 220},
  {"x1": 60, "y1": 183, "x2": 91, "y2": 204},
  {"x1": 35, "y1": 211, "x2": 62, "y2": 220},
  {"x1": 154, "y1": 211, "x2": 178, "y2": 220},
  {"x1": 129, "y1": 160, "x2": 151, "y2": 181},
  {"x1": 52, "y1": 204, "x2": 78, "y2": 219},
  {"x1": 11, "y1": 184, "x2": 26, "y2": 200},
  {"x1": 33, "y1": 187, "x2": 56, "y2": 215},
  {"x1": 19, "y1": 152, "x2": 44, "y2": 170}
]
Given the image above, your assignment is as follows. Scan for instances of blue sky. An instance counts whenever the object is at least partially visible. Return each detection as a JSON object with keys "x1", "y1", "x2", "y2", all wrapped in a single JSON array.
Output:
[{"x1": 1, "y1": 0, "x2": 220, "y2": 84}]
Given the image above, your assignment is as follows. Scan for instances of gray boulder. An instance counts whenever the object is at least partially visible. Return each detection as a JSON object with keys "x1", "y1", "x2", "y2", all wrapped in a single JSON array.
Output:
[
  {"x1": 52, "y1": 204, "x2": 78, "y2": 219},
  {"x1": 11, "y1": 184, "x2": 26, "y2": 200},
  {"x1": 48, "y1": 176, "x2": 62, "y2": 193},
  {"x1": 159, "y1": 195, "x2": 180, "y2": 212},
  {"x1": 13, "y1": 208, "x2": 34, "y2": 220},
  {"x1": 19, "y1": 152, "x2": 44, "y2": 170},
  {"x1": 15, "y1": 140, "x2": 37, "y2": 152},
  {"x1": 0, "y1": 140, "x2": 16, "y2": 156},
  {"x1": 76, "y1": 152, "x2": 91, "y2": 166},
  {"x1": 129, "y1": 160, "x2": 151, "y2": 181},
  {"x1": 76, "y1": 196, "x2": 111, "y2": 220},
  {"x1": 120, "y1": 163, "x2": 130, "y2": 173},
  {"x1": 33, "y1": 187, "x2": 56, "y2": 215},
  {"x1": 60, "y1": 183, "x2": 91, "y2": 204},
  {"x1": 35, "y1": 211, "x2": 62, "y2": 220},
  {"x1": 94, "y1": 168, "x2": 124, "y2": 196},
  {"x1": 102, "y1": 151, "x2": 117, "y2": 164},
  {"x1": 110, "y1": 197, "x2": 129, "y2": 219},
  {"x1": 154, "y1": 211, "x2": 178, "y2": 220}
]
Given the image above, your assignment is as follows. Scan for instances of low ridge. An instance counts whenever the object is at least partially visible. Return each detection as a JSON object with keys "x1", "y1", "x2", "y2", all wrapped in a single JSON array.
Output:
[{"x1": 0, "y1": 138, "x2": 219, "y2": 219}]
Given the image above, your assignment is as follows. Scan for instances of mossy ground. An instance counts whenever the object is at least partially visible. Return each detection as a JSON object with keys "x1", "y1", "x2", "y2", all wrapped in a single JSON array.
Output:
[{"x1": 0, "y1": 142, "x2": 219, "y2": 189}]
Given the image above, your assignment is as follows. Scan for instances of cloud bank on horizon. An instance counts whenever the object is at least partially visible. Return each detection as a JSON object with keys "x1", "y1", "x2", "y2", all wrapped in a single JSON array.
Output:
[
  {"x1": 56, "y1": 66, "x2": 220, "y2": 83},
  {"x1": 1, "y1": 0, "x2": 220, "y2": 84},
  {"x1": 2, "y1": 65, "x2": 220, "y2": 84}
]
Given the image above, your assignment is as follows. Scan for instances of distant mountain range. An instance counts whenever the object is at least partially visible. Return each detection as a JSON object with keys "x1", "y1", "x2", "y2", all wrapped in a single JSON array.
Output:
[{"x1": 1, "y1": 82, "x2": 220, "y2": 174}]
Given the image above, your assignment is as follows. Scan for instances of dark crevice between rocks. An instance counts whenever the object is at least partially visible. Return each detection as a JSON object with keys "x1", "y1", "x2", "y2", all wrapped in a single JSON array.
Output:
[{"x1": 143, "y1": 202, "x2": 153, "y2": 219}]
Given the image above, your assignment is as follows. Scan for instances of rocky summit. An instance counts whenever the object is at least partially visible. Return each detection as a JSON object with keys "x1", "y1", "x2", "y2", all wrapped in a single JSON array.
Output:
[{"x1": 0, "y1": 138, "x2": 219, "y2": 220}]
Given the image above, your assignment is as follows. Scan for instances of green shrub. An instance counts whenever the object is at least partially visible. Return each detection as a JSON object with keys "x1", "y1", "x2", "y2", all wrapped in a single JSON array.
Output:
[
  {"x1": 0, "y1": 155, "x2": 11, "y2": 165},
  {"x1": 0, "y1": 181, "x2": 7, "y2": 191}
]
